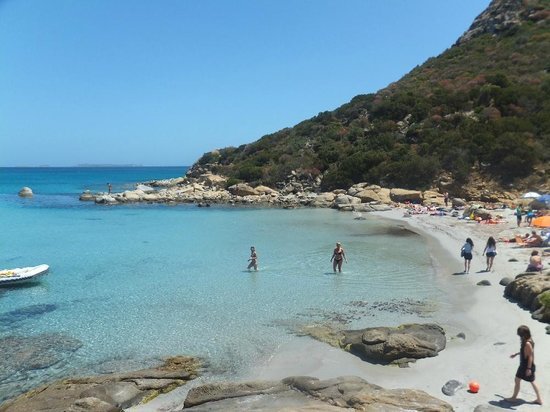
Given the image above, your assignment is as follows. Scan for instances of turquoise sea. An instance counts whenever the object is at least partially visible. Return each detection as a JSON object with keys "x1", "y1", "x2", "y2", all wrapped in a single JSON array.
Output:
[{"x1": 0, "y1": 167, "x2": 448, "y2": 401}]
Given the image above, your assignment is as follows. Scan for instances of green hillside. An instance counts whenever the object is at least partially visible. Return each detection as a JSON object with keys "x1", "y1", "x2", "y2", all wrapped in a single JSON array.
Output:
[{"x1": 193, "y1": 0, "x2": 550, "y2": 193}]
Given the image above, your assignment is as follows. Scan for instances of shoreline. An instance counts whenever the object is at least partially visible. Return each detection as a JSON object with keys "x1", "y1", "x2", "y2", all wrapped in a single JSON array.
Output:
[
  {"x1": 243, "y1": 208, "x2": 549, "y2": 412},
  {"x1": 130, "y1": 206, "x2": 549, "y2": 411}
]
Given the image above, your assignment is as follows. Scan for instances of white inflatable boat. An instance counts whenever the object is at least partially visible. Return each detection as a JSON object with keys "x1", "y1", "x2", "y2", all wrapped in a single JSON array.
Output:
[{"x1": 0, "y1": 264, "x2": 49, "y2": 286}]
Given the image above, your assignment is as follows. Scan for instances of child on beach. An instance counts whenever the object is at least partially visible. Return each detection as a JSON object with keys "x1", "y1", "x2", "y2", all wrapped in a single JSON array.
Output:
[
  {"x1": 506, "y1": 325, "x2": 543, "y2": 405},
  {"x1": 461, "y1": 238, "x2": 474, "y2": 273},
  {"x1": 482, "y1": 236, "x2": 497, "y2": 272},
  {"x1": 247, "y1": 246, "x2": 258, "y2": 271}
]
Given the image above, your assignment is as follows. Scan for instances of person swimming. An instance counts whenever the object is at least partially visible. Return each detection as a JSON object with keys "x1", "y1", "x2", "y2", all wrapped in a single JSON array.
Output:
[{"x1": 330, "y1": 242, "x2": 347, "y2": 273}]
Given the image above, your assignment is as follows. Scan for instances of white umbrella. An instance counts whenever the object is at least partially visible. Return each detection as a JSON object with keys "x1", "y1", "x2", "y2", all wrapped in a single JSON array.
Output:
[{"x1": 522, "y1": 192, "x2": 541, "y2": 198}]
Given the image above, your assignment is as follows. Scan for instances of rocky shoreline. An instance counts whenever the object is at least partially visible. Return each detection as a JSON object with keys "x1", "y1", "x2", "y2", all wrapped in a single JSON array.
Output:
[{"x1": 78, "y1": 171, "x2": 526, "y2": 212}]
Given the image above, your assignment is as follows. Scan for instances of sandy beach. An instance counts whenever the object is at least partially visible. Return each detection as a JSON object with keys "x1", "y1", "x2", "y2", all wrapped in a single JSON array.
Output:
[{"x1": 132, "y1": 206, "x2": 549, "y2": 411}]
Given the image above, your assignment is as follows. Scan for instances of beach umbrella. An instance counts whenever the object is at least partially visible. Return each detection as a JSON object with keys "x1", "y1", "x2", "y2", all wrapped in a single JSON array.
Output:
[
  {"x1": 532, "y1": 216, "x2": 550, "y2": 228},
  {"x1": 522, "y1": 192, "x2": 541, "y2": 198},
  {"x1": 537, "y1": 194, "x2": 550, "y2": 203}
]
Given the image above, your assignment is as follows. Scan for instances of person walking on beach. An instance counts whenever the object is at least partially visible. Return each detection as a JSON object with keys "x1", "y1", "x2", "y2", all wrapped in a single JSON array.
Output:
[
  {"x1": 331, "y1": 242, "x2": 347, "y2": 273},
  {"x1": 515, "y1": 205, "x2": 523, "y2": 227},
  {"x1": 247, "y1": 246, "x2": 258, "y2": 271},
  {"x1": 461, "y1": 238, "x2": 474, "y2": 273},
  {"x1": 506, "y1": 325, "x2": 543, "y2": 405},
  {"x1": 482, "y1": 236, "x2": 497, "y2": 272}
]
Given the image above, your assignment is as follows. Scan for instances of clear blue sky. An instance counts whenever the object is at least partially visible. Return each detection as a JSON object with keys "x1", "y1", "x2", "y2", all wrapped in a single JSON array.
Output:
[{"x1": 0, "y1": 0, "x2": 490, "y2": 167}]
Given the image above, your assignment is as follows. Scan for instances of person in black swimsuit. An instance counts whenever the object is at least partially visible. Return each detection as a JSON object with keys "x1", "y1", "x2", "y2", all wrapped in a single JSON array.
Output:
[
  {"x1": 506, "y1": 325, "x2": 543, "y2": 405},
  {"x1": 330, "y1": 242, "x2": 347, "y2": 273},
  {"x1": 247, "y1": 246, "x2": 258, "y2": 271}
]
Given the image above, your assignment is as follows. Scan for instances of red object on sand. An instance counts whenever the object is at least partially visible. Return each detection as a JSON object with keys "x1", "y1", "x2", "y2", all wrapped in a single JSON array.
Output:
[{"x1": 469, "y1": 381, "x2": 480, "y2": 393}]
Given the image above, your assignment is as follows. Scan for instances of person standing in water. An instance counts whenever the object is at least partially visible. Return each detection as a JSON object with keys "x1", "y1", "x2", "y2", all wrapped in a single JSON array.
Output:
[
  {"x1": 506, "y1": 325, "x2": 543, "y2": 405},
  {"x1": 107, "y1": 183, "x2": 112, "y2": 194},
  {"x1": 247, "y1": 246, "x2": 258, "y2": 271},
  {"x1": 482, "y1": 236, "x2": 497, "y2": 272},
  {"x1": 331, "y1": 242, "x2": 347, "y2": 273}
]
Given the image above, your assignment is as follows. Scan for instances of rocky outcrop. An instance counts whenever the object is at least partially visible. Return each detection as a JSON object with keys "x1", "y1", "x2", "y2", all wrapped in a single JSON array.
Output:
[
  {"x1": 183, "y1": 376, "x2": 452, "y2": 411},
  {"x1": 504, "y1": 270, "x2": 550, "y2": 324},
  {"x1": 456, "y1": 0, "x2": 533, "y2": 45},
  {"x1": 390, "y1": 188, "x2": 422, "y2": 203},
  {"x1": 17, "y1": 187, "x2": 33, "y2": 197},
  {"x1": 301, "y1": 323, "x2": 446, "y2": 366},
  {"x1": 228, "y1": 183, "x2": 259, "y2": 196},
  {"x1": 0, "y1": 356, "x2": 201, "y2": 412}
]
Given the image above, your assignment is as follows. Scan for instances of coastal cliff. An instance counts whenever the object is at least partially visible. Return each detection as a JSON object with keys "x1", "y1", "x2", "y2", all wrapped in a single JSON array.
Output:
[{"x1": 189, "y1": 0, "x2": 549, "y2": 196}]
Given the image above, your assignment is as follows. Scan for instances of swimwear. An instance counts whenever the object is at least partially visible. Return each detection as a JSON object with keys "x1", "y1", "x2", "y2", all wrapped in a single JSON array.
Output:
[{"x1": 333, "y1": 249, "x2": 343, "y2": 261}]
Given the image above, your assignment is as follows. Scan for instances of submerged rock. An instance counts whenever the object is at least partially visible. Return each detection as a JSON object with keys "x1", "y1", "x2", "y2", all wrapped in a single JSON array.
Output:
[
  {"x1": 0, "y1": 304, "x2": 57, "y2": 327},
  {"x1": 184, "y1": 376, "x2": 452, "y2": 411},
  {"x1": 0, "y1": 333, "x2": 82, "y2": 386}
]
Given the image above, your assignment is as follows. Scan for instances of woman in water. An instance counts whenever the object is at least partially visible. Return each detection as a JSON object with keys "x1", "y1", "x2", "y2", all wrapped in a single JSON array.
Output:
[
  {"x1": 247, "y1": 246, "x2": 258, "y2": 271},
  {"x1": 482, "y1": 236, "x2": 497, "y2": 272},
  {"x1": 461, "y1": 238, "x2": 474, "y2": 273},
  {"x1": 506, "y1": 325, "x2": 543, "y2": 405},
  {"x1": 330, "y1": 242, "x2": 347, "y2": 273}
]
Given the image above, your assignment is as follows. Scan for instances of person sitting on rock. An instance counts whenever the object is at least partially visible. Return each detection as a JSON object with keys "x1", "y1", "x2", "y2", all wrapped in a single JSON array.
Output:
[{"x1": 526, "y1": 250, "x2": 543, "y2": 272}]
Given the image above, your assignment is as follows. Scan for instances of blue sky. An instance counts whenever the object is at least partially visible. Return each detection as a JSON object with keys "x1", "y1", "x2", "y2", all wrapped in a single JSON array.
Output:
[{"x1": 0, "y1": 0, "x2": 490, "y2": 167}]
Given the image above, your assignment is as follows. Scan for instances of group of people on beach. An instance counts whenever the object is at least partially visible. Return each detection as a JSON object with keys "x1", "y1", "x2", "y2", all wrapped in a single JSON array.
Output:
[
  {"x1": 460, "y1": 237, "x2": 498, "y2": 273},
  {"x1": 462, "y1": 235, "x2": 545, "y2": 273},
  {"x1": 247, "y1": 242, "x2": 348, "y2": 273}
]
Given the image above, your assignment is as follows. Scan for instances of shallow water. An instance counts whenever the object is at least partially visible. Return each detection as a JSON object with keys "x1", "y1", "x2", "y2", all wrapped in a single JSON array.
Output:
[{"x1": 0, "y1": 168, "x2": 447, "y2": 400}]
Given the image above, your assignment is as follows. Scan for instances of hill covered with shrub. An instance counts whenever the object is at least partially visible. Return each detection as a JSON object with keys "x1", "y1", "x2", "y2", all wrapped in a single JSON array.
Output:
[{"x1": 192, "y1": 0, "x2": 550, "y2": 195}]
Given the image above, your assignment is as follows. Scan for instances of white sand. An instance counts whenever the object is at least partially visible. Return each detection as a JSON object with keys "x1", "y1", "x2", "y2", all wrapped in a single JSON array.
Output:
[{"x1": 132, "y1": 208, "x2": 549, "y2": 411}]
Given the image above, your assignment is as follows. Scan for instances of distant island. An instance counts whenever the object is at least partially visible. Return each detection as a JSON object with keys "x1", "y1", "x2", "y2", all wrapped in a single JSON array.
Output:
[{"x1": 75, "y1": 164, "x2": 144, "y2": 167}]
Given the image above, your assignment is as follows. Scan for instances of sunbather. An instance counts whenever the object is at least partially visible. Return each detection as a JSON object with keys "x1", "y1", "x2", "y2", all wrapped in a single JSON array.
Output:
[{"x1": 525, "y1": 231, "x2": 543, "y2": 247}]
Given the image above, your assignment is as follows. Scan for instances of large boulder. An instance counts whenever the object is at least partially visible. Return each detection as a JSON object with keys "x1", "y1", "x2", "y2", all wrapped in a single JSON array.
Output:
[
  {"x1": 310, "y1": 192, "x2": 335, "y2": 208},
  {"x1": 122, "y1": 191, "x2": 141, "y2": 201},
  {"x1": 422, "y1": 190, "x2": 445, "y2": 206},
  {"x1": 135, "y1": 184, "x2": 155, "y2": 193},
  {"x1": 333, "y1": 194, "x2": 361, "y2": 207},
  {"x1": 18, "y1": 187, "x2": 33, "y2": 197},
  {"x1": 301, "y1": 323, "x2": 446, "y2": 366},
  {"x1": 504, "y1": 271, "x2": 550, "y2": 318},
  {"x1": 79, "y1": 190, "x2": 95, "y2": 201},
  {"x1": 199, "y1": 173, "x2": 226, "y2": 186},
  {"x1": 342, "y1": 324, "x2": 446, "y2": 365},
  {"x1": 228, "y1": 183, "x2": 259, "y2": 196},
  {"x1": 184, "y1": 376, "x2": 452, "y2": 411},
  {"x1": 0, "y1": 356, "x2": 201, "y2": 412},
  {"x1": 390, "y1": 188, "x2": 422, "y2": 203}
]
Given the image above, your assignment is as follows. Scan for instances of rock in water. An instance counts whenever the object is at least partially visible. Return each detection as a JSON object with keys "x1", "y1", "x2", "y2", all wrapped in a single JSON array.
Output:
[
  {"x1": 18, "y1": 187, "x2": 33, "y2": 197},
  {"x1": 442, "y1": 379, "x2": 463, "y2": 396}
]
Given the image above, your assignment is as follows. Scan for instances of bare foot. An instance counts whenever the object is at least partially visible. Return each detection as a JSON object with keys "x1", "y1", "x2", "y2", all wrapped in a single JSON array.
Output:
[
  {"x1": 533, "y1": 399, "x2": 543, "y2": 405},
  {"x1": 505, "y1": 398, "x2": 518, "y2": 403}
]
